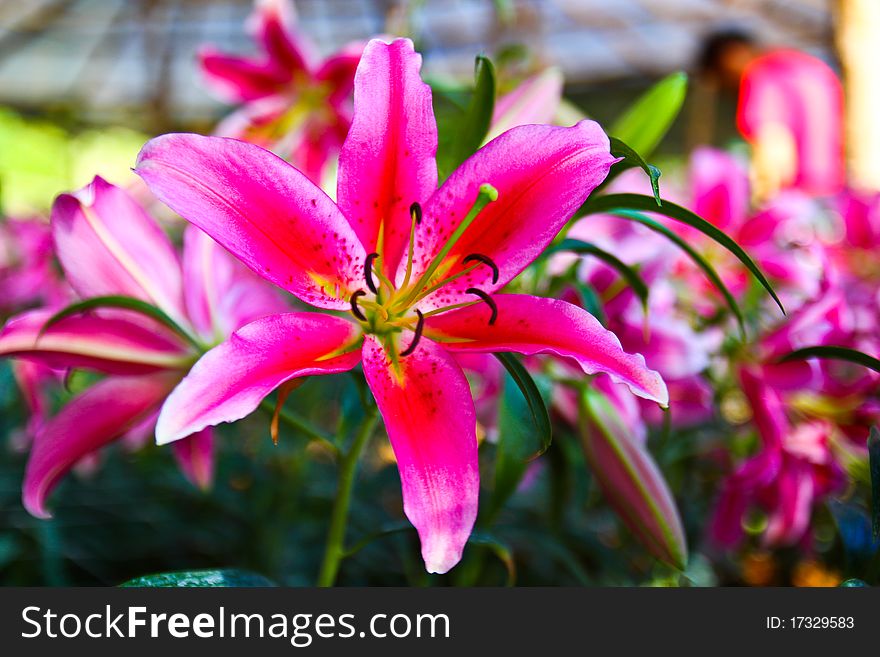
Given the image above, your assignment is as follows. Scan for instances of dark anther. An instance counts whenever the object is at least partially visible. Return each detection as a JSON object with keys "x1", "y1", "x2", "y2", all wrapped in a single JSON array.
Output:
[
  {"x1": 463, "y1": 253, "x2": 499, "y2": 284},
  {"x1": 350, "y1": 290, "x2": 367, "y2": 321},
  {"x1": 400, "y1": 310, "x2": 425, "y2": 357},
  {"x1": 364, "y1": 252, "x2": 380, "y2": 294},
  {"x1": 410, "y1": 202, "x2": 422, "y2": 225},
  {"x1": 466, "y1": 288, "x2": 498, "y2": 325}
]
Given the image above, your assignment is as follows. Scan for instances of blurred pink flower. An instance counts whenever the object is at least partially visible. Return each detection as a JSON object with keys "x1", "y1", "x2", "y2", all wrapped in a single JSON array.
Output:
[
  {"x1": 199, "y1": 0, "x2": 362, "y2": 184},
  {"x1": 0, "y1": 177, "x2": 287, "y2": 516},
  {"x1": 0, "y1": 217, "x2": 68, "y2": 315},
  {"x1": 738, "y1": 49, "x2": 845, "y2": 196},
  {"x1": 710, "y1": 367, "x2": 845, "y2": 548},
  {"x1": 676, "y1": 147, "x2": 825, "y2": 312},
  {"x1": 135, "y1": 38, "x2": 667, "y2": 574}
]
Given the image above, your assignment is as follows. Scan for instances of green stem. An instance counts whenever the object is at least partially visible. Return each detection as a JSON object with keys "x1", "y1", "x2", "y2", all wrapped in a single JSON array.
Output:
[{"x1": 317, "y1": 407, "x2": 379, "y2": 586}]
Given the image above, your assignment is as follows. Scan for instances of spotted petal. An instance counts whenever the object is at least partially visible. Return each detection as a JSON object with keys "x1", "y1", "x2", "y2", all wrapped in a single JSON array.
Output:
[
  {"x1": 362, "y1": 334, "x2": 478, "y2": 574},
  {"x1": 155, "y1": 313, "x2": 362, "y2": 444},
  {"x1": 407, "y1": 121, "x2": 615, "y2": 309},
  {"x1": 425, "y1": 294, "x2": 668, "y2": 404},
  {"x1": 336, "y1": 38, "x2": 438, "y2": 274},
  {"x1": 136, "y1": 133, "x2": 366, "y2": 310}
]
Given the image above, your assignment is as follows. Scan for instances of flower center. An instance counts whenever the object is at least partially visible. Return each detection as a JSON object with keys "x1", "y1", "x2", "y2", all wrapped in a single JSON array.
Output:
[{"x1": 348, "y1": 183, "x2": 500, "y2": 358}]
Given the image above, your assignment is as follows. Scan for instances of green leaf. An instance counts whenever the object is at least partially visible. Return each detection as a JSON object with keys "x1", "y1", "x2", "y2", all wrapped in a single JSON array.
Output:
[
  {"x1": 449, "y1": 55, "x2": 496, "y2": 171},
  {"x1": 491, "y1": 353, "x2": 552, "y2": 514},
  {"x1": 573, "y1": 281, "x2": 607, "y2": 326},
  {"x1": 42, "y1": 295, "x2": 203, "y2": 351},
  {"x1": 468, "y1": 531, "x2": 516, "y2": 586},
  {"x1": 779, "y1": 345, "x2": 880, "y2": 375},
  {"x1": 584, "y1": 193, "x2": 784, "y2": 316},
  {"x1": 609, "y1": 72, "x2": 687, "y2": 158},
  {"x1": 869, "y1": 426, "x2": 880, "y2": 540},
  {"x1": 548, "y1": 238, "x2": 650, "y2": 314},
  {"x1": 602, "y1": 208, "x2": 746, "y2": 339},
  {"x1": 119, "y1": 569, "x2": 276, "y2": 587},
  {"x1": 608, "y1": 137, "x2": 662, "y2": 205}
]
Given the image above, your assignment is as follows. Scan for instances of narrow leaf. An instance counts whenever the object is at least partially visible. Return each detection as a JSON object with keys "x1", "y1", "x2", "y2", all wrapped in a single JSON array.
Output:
[
  {"x1": 450, "y1": 55, "x2": 496, "y2": 170},
  {"x1": 549, "y1": 238, "x2": 650, "y2": 314},
  {"x1": 573, "y1": 281, "x2": 607, "y2": 326},
  {"x1": 604, "y1": 208, "x2": 746, "y2": 338},
  {"x1": 608, "y1": 136, "x2": 662, "y2": 205},
  {"x1": 491, "y1": 360, "x2": 552, "y2": 514},
  {"x1": 779, "y1": 345, "x2": 880, "y2": 375},
  {"x1": 469, "y1": 531, "x2": 516, "y2": 586},
  {"x1": 494, "y1": 353, "x2": 552, "y2": 457},
  {"x1": 42, "y1": 295, "x2": 202, "y2": 350},
  {"x1": 584, "y1": 193, "x2": 784, "y2": 315},
  {"x1": 120, "y1": 569, "x2": 276, "y2": 587},
  {"x1": 610, "y1": 72, "x2": 687, "y2": 158}
]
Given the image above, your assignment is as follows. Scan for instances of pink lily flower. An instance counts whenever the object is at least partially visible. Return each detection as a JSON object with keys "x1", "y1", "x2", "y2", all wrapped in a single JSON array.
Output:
[
  {"x1": 200, "y1": 0, "x2": 361, "y2": 184},
  {"x1": 676, "y1": 147, "x2": 824, "y2": 313},
  {"x1": 0, "y1": 177, "x2": 287, "y2": 517},
  {"x1": 710, "y1": 367, "x2": 845, "y2": 548},
  {"x1": 0, "y1": 216, "x2": 69, "y2": 315},
  {"x1": 737, "y1": 49, "x2": 845, "y2": 197},
  {"x1": 568, "y1": 196, "x2": 717, "y2": 431},
  {"x1": 485, "y1": 67, "x2": 564, "y2": 143},
  {"x1": 135, "y1": 38, "x2": 668, "y2": 574}
]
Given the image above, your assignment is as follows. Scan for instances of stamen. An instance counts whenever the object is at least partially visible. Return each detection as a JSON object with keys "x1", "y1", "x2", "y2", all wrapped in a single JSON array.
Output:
[
  {"x1": 466, "y1": 288, "x2": 498, "y2": 325},
  {"x1": 399, "y1": 310, "x2": 425, "y2": 356},
  {"x1": 364, "y1": 253, "x2": 380, "y2": 294},
  {"x1": 350, "y1": 290, "x2": 367, "y2": 321},
  {"x1": 397, "y1": 183, "x2": 498, "y2": 309},
  {"x1": 410, "y1": 202, "x2": 422, "y2": 225},
  {"x1": 463, "y1": 253, "x2": 499, "y2": 284}
]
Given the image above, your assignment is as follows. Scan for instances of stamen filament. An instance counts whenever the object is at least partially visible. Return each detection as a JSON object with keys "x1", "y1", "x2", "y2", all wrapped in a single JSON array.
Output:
[
  {"x1": 401, "y1": 203, "x2": 421, "y2": 290},
  {"x1": 409, "y1": 263, "x2": 481, "y2": 305},
  {"x1": 397, "y1": 183, "x2": 498, "y2": 309},
  {"x1": 420, "y1": 300, "x2": 480, "y2": 317}
]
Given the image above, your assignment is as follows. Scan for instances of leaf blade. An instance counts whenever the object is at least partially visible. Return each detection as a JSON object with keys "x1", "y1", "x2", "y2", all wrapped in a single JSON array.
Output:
[
  {"x1": 609, "y1": 71, "x2": 687, "y2": 158},
  {"x1": 119, "y1": 569, "x2": 276, "y2": 587},
  {"x1": 608, "y1": 136, "x2": 662, "y2": 205},
  {"x1": 584, "y1": 193, "x2": 784, "y2": 315},
  {"x1": 42, "y1": 295, "x2": 202, "y2": 350},
  {"x1": 549, "y1": 238, "x2": 650, "y2": 314}
]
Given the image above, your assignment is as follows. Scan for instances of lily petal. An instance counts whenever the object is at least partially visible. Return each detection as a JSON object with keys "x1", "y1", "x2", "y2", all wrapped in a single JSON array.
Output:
[
  {"x1": 199, "y1": 50, "x2": 292, "y2": 103},
  {"x1": 336, "y1": 38, "x2": 438, "y2": 274},
  {"x1": 23, "y1": 373, "x2": 176, "y2": 518},
  {"x1": 181, "y1": 226, "x2": 288, "y2": 340},
  {"x1": 0, "y1": 309, "x2": 191, "y2": 374},
  {"x1": 135, "y1": 133, "x2": 366, "y2": 310},
  {"x1": 486, "y1": 67, "x2": 564, "y2": 142},
  {"x1": 425, "y1": 294, "x2": 668, "y2": 405},
  {"x1": 52, "y1": 176, "x2": 187, "y2": 322},
  {"x1": 172, "y1": 428, "x2": 215, "y2": 491},
  {"x1": 362, "y1": 334, "x2": 478, "y2": 574},
  {"x1": 155, "y1": 313, "x2": 362, "y2": 444},
  {"x1": 409, "y1": 120, "x2": 615, "y2": 308}
]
